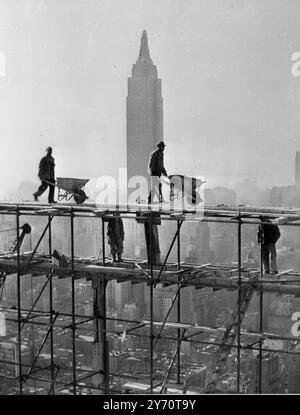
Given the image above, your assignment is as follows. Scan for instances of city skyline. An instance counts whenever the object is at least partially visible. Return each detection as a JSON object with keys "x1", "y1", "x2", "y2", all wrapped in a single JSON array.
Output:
[{"x1": 1, "y1": 1, "x2": 300, "y2": 200}]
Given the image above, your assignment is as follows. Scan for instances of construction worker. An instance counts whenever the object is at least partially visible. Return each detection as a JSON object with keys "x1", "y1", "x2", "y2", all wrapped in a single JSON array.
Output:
[
  {"x1": 33, "y1": 146, "x2": 56, "y2": 203},
  {"x1": 258, "y1": 216, "x2": 281, "y2": 274},
  {"x1": 147, "y1": 141, "x2": 168, "y2": 204},
  {"x1": 107, "y1": 215, "x2": 125, "y2": 262}
]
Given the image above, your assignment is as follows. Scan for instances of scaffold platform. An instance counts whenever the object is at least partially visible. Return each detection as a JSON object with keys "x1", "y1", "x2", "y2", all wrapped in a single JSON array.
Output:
[{"x1": 0, "y1": 201, "x2": 300, "y2": 395}]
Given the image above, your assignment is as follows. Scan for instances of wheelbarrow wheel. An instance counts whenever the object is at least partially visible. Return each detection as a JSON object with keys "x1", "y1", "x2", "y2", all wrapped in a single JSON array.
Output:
[{"x1": 74, "y1": 189, "x2": 87, "y2": 204}]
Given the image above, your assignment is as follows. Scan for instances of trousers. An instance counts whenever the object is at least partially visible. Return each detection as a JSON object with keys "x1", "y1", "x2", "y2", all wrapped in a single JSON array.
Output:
[
  {"x1": 148, "y1": 176, "x2": 163, "y2": 204},
  {"x1": 262, "y1": 243, "x2": 278, "y2": 274},
  {"x1": 35, "y1": 179, "x2": 55, "y2": 203}
]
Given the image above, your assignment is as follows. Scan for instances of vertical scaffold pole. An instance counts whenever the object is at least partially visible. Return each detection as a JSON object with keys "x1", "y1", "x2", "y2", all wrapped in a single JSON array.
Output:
[
  {"x1": 102, "y1": 218, "x2": 105, "y2": 266},
  {"x1": 93, "y1": 277, "x2": 109, "y2": 394},
  {"x1": 70, "y1": 210, "x2": 76, "y2": 395},
  {"x1": 259, "y1": 223, "x2": 264, "y2": 393},
  {"x1": 177, "y1": 219, "x2": 181, "y2": 384},
  {"x1": 101, "y1": 218, "x2": 108, "y2": 393},
  {"x1": 92, "y1": 218, "x2": 109, "y2": 394},
  {"x1": 16, "y1": 207, "x2": 23, "y2": 395},
  {"x1": 48, "y1": 216, "x2": 55, "y2": 394},
  {"x1": 236, "y1": 214, "x2": 242, "y2": 393},
  {"x1": 150, "y1": 215, "x2": 154, "y2": 392}
]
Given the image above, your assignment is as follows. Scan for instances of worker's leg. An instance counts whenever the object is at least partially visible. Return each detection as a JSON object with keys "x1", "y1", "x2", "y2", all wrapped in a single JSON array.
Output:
[
  {"x1": 148, "y1": 176, "x2": 160, "y2": 204},
  {"x1": 111, "y1": 246, "x2": 117, "y2": 262},
  {"x1": 261, "y1": 244, "x2": 270, "y2": 274},
  {"x1": 34, "y1": 181, "x2": 48, "y2": 198},
  {"x1": 109, "y1": 236, "x2": 117, "y2": 262},
  {"x1": 158, "y1": 182, "x2": 163, "y2": 203},
  {"x1": 48, "y1": 180, "x2": 55, "y2": 203},
  {"x1": 270, "y1": 243, "x2": 278, "y2": 274},
  {"x1": 116, "y1": 240, "x2": 124, "y2": 262}
]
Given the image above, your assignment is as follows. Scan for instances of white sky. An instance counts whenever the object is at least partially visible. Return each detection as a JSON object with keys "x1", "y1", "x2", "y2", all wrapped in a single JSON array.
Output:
[{"x1": 1, "y1": 0, "x2": 300, "y2": 198}]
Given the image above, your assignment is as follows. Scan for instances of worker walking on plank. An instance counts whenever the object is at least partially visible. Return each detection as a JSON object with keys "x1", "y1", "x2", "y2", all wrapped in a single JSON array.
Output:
[
  {"x1": 107, "y1": 215, "x2": 125, "y2": 262},
  {"x1": 147, "y1": 141, "x2": 168, "y2": 204},
  {"x1": 258, "y1": 216, "x2": 280, "y2": 274},
  {"x1": 33, "y1": 146, "x2": 56, "y2": 203}
]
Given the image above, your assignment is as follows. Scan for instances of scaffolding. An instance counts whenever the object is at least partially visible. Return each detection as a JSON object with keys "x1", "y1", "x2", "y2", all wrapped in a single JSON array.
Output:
[{"x1": 0, "y1": 202, "x2": 300, "y2": 394}]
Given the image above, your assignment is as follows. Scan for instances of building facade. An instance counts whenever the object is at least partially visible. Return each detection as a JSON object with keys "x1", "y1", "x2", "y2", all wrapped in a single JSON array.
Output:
[{"x1": 126, "y1": 30, "x2": 164, "y2": 185}]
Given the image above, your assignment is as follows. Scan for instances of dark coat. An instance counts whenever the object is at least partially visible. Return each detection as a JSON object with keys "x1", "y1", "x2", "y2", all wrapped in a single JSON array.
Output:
[
  {"x1": 107, "y1": 218, "x2": 125, "y2": 240},
  {"x1": 148, "y1": 148, "x2": 167, "y2": 177},
  {"x1": 261, "y1": 222, "x2": 280, "y2": 244},
  {"x1": 38, "y1": 155, "x2": 55, "y2": 180}
]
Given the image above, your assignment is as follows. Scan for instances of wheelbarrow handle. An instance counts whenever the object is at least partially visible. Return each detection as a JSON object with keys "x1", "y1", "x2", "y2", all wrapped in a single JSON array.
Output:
[{"x1": 43, "y1": 179, "x2": 56, "y2": 187}]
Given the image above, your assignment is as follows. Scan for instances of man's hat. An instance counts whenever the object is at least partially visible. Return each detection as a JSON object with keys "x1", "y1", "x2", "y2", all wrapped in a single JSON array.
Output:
[
  {"x1": 46, "y1": 146, "x2": 52, "y2": 151},
  {"x1": 156, "y1": 141, "x2": 166, "y2": 148}
]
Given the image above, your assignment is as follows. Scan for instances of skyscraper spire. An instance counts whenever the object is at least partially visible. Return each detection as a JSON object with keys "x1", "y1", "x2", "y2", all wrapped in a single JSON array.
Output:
[
  {"x1": 137, "y1": 30, "x2": 153, "y2": 64},
  {"x1": 127, "y1": 30, "x2": 163, "y2": 183}
]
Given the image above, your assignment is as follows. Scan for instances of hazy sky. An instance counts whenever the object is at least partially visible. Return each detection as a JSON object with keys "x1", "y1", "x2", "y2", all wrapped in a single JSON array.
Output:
[{"x1": 1, "y1": 0, "x2": 300, "y2": 198}]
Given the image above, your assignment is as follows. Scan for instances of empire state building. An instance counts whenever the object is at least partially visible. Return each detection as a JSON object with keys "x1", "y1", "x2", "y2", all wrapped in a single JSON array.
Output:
[{"x1": 126, "y1": 30, "x2": 164, "y2": 184}]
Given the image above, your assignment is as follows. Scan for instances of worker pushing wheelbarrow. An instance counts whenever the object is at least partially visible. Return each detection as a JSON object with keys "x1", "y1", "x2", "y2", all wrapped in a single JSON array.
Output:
[
  {"x1": 36, "y1": 177, "x2": 89, "y2": 204},
  {"x1": 146, "y1": 141, "x2": 205, "y2": 208},
  {"x1": 33, "y1": 147, "x2": 89, "y2": 204}
]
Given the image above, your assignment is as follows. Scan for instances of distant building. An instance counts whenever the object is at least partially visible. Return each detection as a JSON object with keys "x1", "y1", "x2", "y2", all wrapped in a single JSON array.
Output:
[
  {"x1": 263, "y1": 293, "x2": 294, "y2": 336},
  {"x1": 126, "y1": 29, "x2": 164, "y2": 185},
  {"x1": 149, "y1": 285, "x2": 177, "y2": 322},
  {"x1": 270, "y1": 151, "x2": 300, "y2": 207},
  {"x1": 286, "y1": 343, "x2": 300, "y2": 393},
  {"x1": 270, "y1": 184, "x2": 300, "y2": 208},
  {"x1": 115, "y1": 281, "x2": 132, "y2": 310},
  {"x1": 250, "y1": 352, "x2": 284, "y2": 393},
  {"x1": 124, "y1": 29, "x2": 163, "y2": 265}
]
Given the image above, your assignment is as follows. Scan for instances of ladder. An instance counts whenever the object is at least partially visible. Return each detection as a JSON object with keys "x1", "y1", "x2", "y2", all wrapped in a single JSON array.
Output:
[{"x1": 204, "y1": 285, "x2": 255, "y2": 393}]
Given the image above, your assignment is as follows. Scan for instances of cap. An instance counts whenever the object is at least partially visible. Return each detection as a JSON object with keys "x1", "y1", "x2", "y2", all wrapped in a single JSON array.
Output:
[
  {"x1": 46, "y1": 146, "x2": 52, "y2": 151},
  {"x1": 156, "y1": 141, "x2": 166, "y2": 148}
]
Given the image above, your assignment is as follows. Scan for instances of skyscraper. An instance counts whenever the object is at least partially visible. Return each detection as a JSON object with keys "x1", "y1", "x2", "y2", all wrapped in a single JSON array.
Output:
[{"x1": 126, "y1": 30, "x2": 164, "y2": 184}]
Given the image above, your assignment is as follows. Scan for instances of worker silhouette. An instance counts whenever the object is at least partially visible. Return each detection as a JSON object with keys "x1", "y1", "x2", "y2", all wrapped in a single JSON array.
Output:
[
  {"x1": 107, "y1": 215, "x2": 125, "y2": 262},
  {"x1": 147, "y1": 141, "x2": 168, "y2": 204},
  {"x1": 258, "y1": 216, "x2": 280, "y2": 274},
  {"x1": 33, "y1": 146, "x2": 56, "y2": 203}
]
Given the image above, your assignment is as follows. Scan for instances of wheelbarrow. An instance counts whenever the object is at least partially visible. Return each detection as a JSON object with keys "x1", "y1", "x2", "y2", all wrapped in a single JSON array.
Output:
[
  {"x1": 161, "y1": 174, "x2": 206, "y2": 205},
  {"x1": 55, "y1": 177, "x2": 89, "y2": 204}
]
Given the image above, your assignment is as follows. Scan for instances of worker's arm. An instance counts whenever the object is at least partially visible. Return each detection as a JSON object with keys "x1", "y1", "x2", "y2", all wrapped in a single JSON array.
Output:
[
  {"x1": 107, "y1": 221, "x2": 112, "y2": 236},
  {"x1": 148, "y1": 152, "x2": 157, "y2": 175},
  {"x1": 120, "y1": 220, "x2": 125, "y2": 240},
  {"x1": 38, "y1": 157, "x2": 46, "y2": 180}
]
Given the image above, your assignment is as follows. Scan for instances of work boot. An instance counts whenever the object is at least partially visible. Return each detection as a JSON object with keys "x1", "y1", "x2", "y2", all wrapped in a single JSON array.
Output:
[
  {"x1": 33, "y1": 193, "x2": 38, "y2": 201},
  {"x1": 49, "y1": 200, "x2": 57, "y2": 204},
  {"x1": 117, "y1": 254, "x2": 122, "y2": 262}
]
